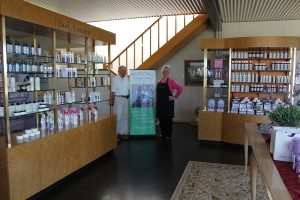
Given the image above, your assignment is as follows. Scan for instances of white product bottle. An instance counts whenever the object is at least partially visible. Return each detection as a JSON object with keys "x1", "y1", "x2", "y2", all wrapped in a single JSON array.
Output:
[
  {"x1": 73, "y1": 113, "x2": 78, "y2": 124},
  {"x1": 37, "y1": 43, "x2": 42, "y2": 56},
  {"x1": 48, "y1": 92, "x2": 52, "y2": 105},
  {"x1": 79, "y1": 110, "x2": 84, "y2": 120},
  {"x1": 58, "y1": 116, "x2": 63, "y2": 129},
  {"x1": 65, "y1": 114, "x2": 70, "y2": 125},
  {"x1": 29, "y1": 76, "x2": 34, "y2": 91},
  {"x1": 72, "y1": 90, "x2": 75, "y2": 102},
  {"x1": 81, "y1": 93, "x2": 85, "y2": 102},
  {"x1": 35, "y1": 77, "x2": 40, "y2": 90},
  {"x1": 10, "y1": 76, "x2": 16, "y2": 92},
  {"x1": 40, "y1": 114, "x2": 46, "y2": 129}
]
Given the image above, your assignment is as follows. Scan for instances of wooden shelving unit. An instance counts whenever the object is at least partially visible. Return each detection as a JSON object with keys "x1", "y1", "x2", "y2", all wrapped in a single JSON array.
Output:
[{"x1": 0, "y1": 1, "x2": 117, "y2": 200}]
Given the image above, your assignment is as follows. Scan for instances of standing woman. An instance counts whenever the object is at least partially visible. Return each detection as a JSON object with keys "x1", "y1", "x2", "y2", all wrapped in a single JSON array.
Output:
[{"x1": 156, "y1": 65, "x2": 183, "y2": 140}]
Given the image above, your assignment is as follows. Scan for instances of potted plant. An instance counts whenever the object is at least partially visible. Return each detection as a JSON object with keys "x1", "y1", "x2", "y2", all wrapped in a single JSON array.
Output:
[{"x1": 268, "y1": 104, "x2": 300, "y2": 127}]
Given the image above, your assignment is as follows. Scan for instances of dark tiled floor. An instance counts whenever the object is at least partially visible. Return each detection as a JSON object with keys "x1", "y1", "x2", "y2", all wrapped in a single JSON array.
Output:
[{"x1": 29, "y1": 123, "x2": 246, "y2": 200}]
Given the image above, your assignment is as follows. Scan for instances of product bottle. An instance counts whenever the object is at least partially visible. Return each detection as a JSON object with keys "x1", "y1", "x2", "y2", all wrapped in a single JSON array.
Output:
[
  {"x1": 81, "y1": 93, "x2": 85, "y2": 102},
  {"x1": 79, "y1": 109, "x2": 84, "y2": 121},
  {"x1": 37, "y1": 43, "x2": 42, "y2": 56},
  {"x1": 58, "y1": 115, "x2": 63, "y2": 129},
  {"x1": 12, "y1": 76, "x2": 16, "y2": 92},
  {"x1": 31, "y1": 43, "x2": 36, "y2": 55},
  {"x1": 29, "y1": 76, "x2": 34, "y2": 91},
  {"x1": 35, "y1": 77, "x2": 40, "y2": 90},
  {"x1": 40, "y1": 114, "x2": 46, "y2": 129},
  {"x1": 48, "y1": 92, "x2": 52, "y2": 105},
  {"x1": 72, "y1": 90, "x2": 75, "y2": 102},
  {"x1": 15, "y1": 61, "x2": 20, "y2": 72},
  {"x1": 73, "y1": 111, "x2": 78, "y2": 124}
]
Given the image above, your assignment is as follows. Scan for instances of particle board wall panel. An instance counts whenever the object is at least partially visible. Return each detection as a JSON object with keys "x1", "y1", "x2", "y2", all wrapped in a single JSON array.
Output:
[
  {"x1": 221, "y1": 113, "x2": 269, "y2": 145},
  {"x1": 78, "y1": 122, "x2": 100, "y2": 167},
  {"x1": 198, "y1": 111, "x2": 270, "y2": 145},
  {"x1": 62, "y1": 128, "x2": 81, "y2": 176},
  {"x1": 5, "y1": 116, "x2": 116, "y2": 199},
  {"x1": 0, "y1": 137, "x2": 10, "y2": 200},
  {"x1": 100, "y1": 117, "x2": 117, "y2": 153},
  {"x1": 39, "y1": 132, "x2": 66, "y2": 190},
  {"x1": 7, "y1": 141, "x2": 41, "y2": 200},
  {"x1": 78, "y1": 116, "x2": 116, "y2": 167},
  {"x1": 198, "y1": 110, "x2": 222, "y2": 141},
  {"x1": 95, "y1": 117, "x2": 117, "y2": 156}
]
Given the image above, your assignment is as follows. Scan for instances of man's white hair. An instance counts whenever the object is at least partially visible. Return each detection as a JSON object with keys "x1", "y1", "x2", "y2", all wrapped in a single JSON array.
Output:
[{"x1": 118, "y1": 65, "x2": 126, "y2": 70}]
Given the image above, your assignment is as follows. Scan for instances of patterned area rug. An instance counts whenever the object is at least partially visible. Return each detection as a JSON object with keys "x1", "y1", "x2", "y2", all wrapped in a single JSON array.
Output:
[{"x1": 171, "y1": 161, "x2": 268, "y2": 200}]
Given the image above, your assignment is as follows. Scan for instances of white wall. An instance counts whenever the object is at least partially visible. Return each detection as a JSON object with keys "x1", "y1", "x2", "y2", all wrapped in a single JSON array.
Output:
[
  {"x1": 222, "y1": 20, "x2": 300, "y2": 38},
  {"x1": 156, "y1": 27, "x2": 215, "y2": 122}
]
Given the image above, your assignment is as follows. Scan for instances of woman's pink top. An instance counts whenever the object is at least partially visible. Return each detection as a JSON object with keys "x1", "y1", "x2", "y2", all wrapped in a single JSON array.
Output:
[{"x1": 157, "y1": 78, "x2": 183, "y2": 99}]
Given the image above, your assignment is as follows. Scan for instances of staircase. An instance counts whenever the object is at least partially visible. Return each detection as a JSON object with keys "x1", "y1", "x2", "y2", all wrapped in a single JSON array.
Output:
[{"x1": 106, "y1": 14, "x2": 210, "y2": 73}]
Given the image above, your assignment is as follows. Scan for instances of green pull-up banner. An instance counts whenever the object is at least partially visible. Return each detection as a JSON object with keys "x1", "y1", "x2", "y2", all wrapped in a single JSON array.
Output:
[{"x1": 129, "y1": 70, "x2": 156, "y2": 135}]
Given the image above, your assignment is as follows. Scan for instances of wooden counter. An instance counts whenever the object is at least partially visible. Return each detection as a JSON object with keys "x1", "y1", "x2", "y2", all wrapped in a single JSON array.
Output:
[
  {"x1": 0, "y1": 114, "x2": 116, "y2": 200},
  {"x1": 251, "y1": 144, "x2": 292, "y2": 200},
  {"x1": 245, "y1": 123, "x2": 292, "y2": 199},
  {"x1": 198, "y1": 110, "x2": 270, "y2": 144}
]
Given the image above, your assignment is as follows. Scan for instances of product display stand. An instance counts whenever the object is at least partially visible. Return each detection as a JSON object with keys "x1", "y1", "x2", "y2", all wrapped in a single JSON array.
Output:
[
  {"x1": 198, "y1": 36, "x2": 300, "y2": 144},
  {"x1": 0, "y1": 0, "x2": 116, "y2": 199}
]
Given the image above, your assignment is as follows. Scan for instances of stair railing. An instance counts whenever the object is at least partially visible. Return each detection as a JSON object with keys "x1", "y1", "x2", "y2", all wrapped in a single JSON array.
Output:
[{"x1": 105, "y1": 14, "x2": 198, "y2": 73}]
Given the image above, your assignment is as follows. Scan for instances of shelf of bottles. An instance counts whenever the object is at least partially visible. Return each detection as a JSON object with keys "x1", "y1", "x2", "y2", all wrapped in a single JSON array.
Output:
[
  {"x1": 229, "y1": 47, "x2": 294, "y2": 115},
  {"x1": 204, "y1": 50, "x2": 230, "y2": 112},
  {"x1": 0, "y1": 27, "x2": 111, "y2": 148}
]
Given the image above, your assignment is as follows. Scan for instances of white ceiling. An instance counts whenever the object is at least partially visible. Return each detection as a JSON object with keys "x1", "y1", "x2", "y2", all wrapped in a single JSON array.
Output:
[
  {"x1": 24, "y1": 0, "x2": 206, "y2": 23},
  {"x1": 218, "y1": 0, "x2": 300, "y2": 23},
  {"x1": 24, "y1": 0, "x2": 300, "y2": 29}
]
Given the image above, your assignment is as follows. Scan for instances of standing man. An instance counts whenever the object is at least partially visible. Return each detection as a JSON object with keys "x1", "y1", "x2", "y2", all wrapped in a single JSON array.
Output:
[{"x1": 111, "y1": 65, "x2": 130, "y2": 141}]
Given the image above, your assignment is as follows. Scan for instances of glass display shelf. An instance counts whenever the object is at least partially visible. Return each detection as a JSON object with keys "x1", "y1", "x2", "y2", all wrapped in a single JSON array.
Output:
[
  {"x1": 87, "y1": 73, "x2": 109, "y2": 76},
  {"x1": 206, "y1": 86, "x2": 228, "y2": 88},
  {"x1": 56, "y1": 62, "x2": 85, "y2": 65},
  {"x1": 207, "y1": 77, "x2": 229, "y2": 79},
  {"x1": 206, "y1": 96, "x2": 228, "y2": 98},
  {"x1": 0, "y1": 89, "x2": 54, "y2": 93},
  {"x1": 231, "y1": 70, "x2": 290, "y2": 72},
  {"x1": 88, "y1": 86, "x2": 109, "y2": 88},
  {"x1": 87, "y1": 61, "x2": 108, "y2": 64},
  {"x1": 71, "y1": 86, "x2": 109, "y2": 89},
  {"x1": 56, "y1": 101, "x2": 84, "y2": 106},
  {"x1": 55, "y1": 77, "x2": 78, "y2": 79},
  {"x1": 74, "y1": 99, "x2": 109, "y2": 104},
  {"x1": 7, "y1": 71, "x2": 53, "y2": 75},
  {"x1": 208, "y1": 68, "x2": 229, "y2": 70},
  {"x1": 26, "y1": 55, "x2": 54, "y2": 59},
  {"x1": 231, "y1": 82, "x2": 289, "y2": 84},
  {"x1": 232, "y1": 58, "x2": 292, "y2": 60},
  {"x1": 8, "y1": 108, "x2": 54, "y2": 119},
  {"x1": 231, "y1": 91, "x2": 285, "y2": 94},
  {"x1": 7, "y1": 53, "x2": 53, "y2": 59}
]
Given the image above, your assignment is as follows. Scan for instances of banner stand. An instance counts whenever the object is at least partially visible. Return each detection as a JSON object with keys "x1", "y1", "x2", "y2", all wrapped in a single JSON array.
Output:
[{"x1": 129, "y1": 70, "x2": 156, "y2": 136}]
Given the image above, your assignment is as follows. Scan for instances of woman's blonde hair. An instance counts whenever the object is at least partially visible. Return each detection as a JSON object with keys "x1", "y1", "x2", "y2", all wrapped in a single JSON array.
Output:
[{"x1": 162, "y1": 65, "x2": 171, "y2": 72}]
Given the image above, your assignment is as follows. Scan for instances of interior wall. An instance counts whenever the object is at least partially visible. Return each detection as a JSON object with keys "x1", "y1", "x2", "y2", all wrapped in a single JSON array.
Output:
[
  {"x1": 156, "y1": 27, "x2": 215, "y2": 122},
  {"x1": 222, "y1": 20, "x2": 300, "y2": 38}
]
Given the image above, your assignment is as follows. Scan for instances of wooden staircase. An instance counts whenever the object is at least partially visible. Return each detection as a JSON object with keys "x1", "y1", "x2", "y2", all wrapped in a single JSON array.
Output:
[{"x1": 106, "y1": 14, "x2": 211, "y2": 72}]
